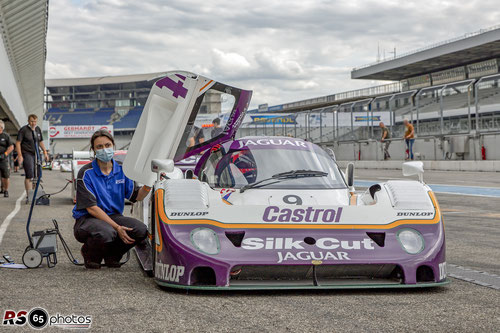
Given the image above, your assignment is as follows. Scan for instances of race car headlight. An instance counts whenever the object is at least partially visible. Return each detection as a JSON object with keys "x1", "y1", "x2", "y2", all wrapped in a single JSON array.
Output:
[
  {"x1": 190, "y1": 228, "x2": 220, "y2": 255},
  {"x1": 397, "y1": 228, "x2": 424, "y2": 254}
]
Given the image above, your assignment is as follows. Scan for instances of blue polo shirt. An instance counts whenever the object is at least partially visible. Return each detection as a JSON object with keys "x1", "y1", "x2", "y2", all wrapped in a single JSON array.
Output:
[{"x1": 72, "y1": 159, "x2": 138, "y2": 219}]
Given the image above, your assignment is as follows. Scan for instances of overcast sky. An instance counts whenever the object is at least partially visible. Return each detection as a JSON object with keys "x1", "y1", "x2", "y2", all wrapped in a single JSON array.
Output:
[{"x1": 46, "y1": 0, "x2": 500, "y2": 108}]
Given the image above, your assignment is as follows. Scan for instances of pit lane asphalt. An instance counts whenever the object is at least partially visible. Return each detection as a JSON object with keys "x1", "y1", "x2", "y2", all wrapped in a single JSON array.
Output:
[{"x1": 0, "y1": 168, "x2": 498, "y2": 332}]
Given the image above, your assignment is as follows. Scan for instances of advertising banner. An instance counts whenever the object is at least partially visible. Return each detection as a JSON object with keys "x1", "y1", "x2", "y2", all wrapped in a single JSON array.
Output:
[
  {"x1": 240, "y1": 112, "x2": 391, "y2": 128},
  {"x1": 49, "y1": 125, "x2": 113, "y2": 139},
  {"x1": 249, "y1": 114, "x2": 298, "y2": 125}
]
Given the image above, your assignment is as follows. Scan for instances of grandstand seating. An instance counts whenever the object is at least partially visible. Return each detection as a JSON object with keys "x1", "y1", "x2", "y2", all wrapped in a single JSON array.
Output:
[
  {"x1": 113, "y1": 106, "x2": 143, "y2": 129},
  {"x1": 44, "y1": 106, "x2": 145, "y2": 128},
  {"x1": 44, "y1": 108, "x2": 115, "y2": 126}
]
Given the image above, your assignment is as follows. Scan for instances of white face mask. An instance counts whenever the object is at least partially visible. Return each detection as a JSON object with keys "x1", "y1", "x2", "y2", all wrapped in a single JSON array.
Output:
[{"x1": 95, "y1": 147, "x2": 114, "y2": 162}]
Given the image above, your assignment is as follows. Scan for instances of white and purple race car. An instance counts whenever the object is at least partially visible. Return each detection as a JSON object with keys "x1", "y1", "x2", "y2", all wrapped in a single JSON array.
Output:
[{"x1": 124, "y1": 71, "x2": 449, "y2": 290}]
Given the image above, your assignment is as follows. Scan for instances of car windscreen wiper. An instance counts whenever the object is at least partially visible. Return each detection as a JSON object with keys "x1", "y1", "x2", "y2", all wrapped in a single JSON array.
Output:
[{"x1": 240, "y1": 170, "x2": 328, "y2": 193}]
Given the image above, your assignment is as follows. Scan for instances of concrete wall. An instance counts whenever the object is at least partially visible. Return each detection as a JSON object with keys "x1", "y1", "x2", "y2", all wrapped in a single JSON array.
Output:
[
  {"x1": 336, "y1": 160, "x2": 500, "y2": 172},
  {"x1": 325, "y1": 133, "x2": 500, "y2": 161},
  {"x1": 50, "y1": 133, "x2": 134, "y2": 155},
  {"x1": 50, "y1": 138, "x2": 89, "y2": 155}
]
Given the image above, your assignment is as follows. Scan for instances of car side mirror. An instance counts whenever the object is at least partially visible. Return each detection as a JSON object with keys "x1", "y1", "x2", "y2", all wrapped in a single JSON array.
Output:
[
  {"x1": 402, "y1": 161, "x2": 424, "y2": 182},
  {"x1": 346, "y1": 162, "x2": 354, "y2": 191},
  {"x1": 151, "y1": 159, "x2": 174, "y2": 181}
]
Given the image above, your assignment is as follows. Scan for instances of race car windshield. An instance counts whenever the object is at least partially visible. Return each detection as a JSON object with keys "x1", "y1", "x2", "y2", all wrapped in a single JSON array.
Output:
[
  {"x1": 204, "y1": 145, "x2": 346, "y2": 190},
  {"x1": 240, "y1": 170, "x2": 329, "y2": 193}
]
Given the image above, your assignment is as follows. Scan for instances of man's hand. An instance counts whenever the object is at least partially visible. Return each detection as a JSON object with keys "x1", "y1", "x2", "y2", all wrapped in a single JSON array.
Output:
[
  {"x1": 116, "y1": 225, "x2": 134, "y2": 244},
  {"x1": 43, "y1": 152, "x2": 49, "y2": 162},
  {"x1": 18, "y1": 155, "x2": 23, "y2": 165}
]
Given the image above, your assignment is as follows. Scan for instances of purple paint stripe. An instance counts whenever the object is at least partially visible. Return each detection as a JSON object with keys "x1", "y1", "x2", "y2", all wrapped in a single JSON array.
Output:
[
  {"x1": 156, "y1": 76, "x2": 188, "y2": 99},
  {"x1": 176, "y1": 74, "x2": 186, "y2": 80}
]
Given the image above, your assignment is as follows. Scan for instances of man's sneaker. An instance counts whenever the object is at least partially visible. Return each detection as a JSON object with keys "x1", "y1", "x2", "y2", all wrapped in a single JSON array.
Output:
[
  {"x1": 4, "y1": 191, "x2": 8, "y2": 198},
  {"x1": 25, "y1": 196, "x2": 29, "y2": 204},
  {"x1": 0, "y1": 189, "x2": 3, "y2": 194},
  {"x1": 104, "y1": 257, "x2": 122, "y2": 268}
]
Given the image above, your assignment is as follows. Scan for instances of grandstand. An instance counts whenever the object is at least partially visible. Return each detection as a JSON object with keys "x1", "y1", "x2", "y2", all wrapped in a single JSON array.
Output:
[
  {"x1": 237, "y1": 25, "x2": 500, "y2": 160},
  {"x1": 45, "y1": 72, "x2": 167, "y2": 153}
]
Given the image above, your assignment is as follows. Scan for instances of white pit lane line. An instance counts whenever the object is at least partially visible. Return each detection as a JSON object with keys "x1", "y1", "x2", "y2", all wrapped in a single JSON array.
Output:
[{"x1": 0, "y1": 192, "x2": 25, "y2": 245}]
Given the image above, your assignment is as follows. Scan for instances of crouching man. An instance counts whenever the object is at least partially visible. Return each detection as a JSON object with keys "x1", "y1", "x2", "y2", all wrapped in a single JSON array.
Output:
[{"x1": 72, "y1": 130, "x2": 151, "y2": 269}]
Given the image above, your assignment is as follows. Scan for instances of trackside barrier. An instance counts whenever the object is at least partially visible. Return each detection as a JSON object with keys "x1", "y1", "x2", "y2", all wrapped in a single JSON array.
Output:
[
  {"x1": 320, "y1": 132, "x2": 500, "y2": 162},
  {"x1": 335, "y1": 160, "x2": 500, "y2": 172}
]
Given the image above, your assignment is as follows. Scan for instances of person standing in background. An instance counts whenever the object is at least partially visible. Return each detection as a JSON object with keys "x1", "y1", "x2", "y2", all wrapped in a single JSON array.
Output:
[
  {"x1": 16, "y1": 114, "x2": 49, "y2": 203},
  {"x1": 211, "y1": 118, "x2": 223, "y2": 138},
  {"x1": 12, "y1": 150, "x2": 19, "y2": 173},
  {"x1": 0, "y1": 120, "x2": 14, "y2": 197},
  {"x1": 403, "y1": 119, "x2": 415, "y2": 160},
  {"x1": 379, "y1": 122, "x2": 391, "y2": 160}
]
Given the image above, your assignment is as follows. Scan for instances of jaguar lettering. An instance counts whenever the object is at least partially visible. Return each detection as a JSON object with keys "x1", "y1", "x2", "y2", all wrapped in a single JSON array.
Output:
[{"x1": 277, "y1": 251, "x2": 351, "y2": 263}]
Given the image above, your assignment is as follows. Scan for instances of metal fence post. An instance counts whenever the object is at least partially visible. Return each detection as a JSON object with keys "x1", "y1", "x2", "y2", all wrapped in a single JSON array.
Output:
[
  {"x1": 350, "y1": 104, "x2": 355, "y2": 141},
  {"x1": 319, "y1": 109, "x2": 323, "y2": 143},
  {"x1": 335, "y1": 110, "x2": 339, "y2": 142},
  {"x1": 370, "y1": 102, "x2": 374, "y2": 139},
  {"x1": 307, "y1": 111, "x2": 311, "y2": 140},
  {"x1": 467, "y1": 81, "x2": 473, "y2": 133},
  {"x1": 475, "y1": 78, "x2": 480, "y2": 133},
  {"x1": 416, "y1": 93, "x2": 420, "y2": 135},
  {"x1": 439, "y1": 86, "x2": 445, "y2": 135},
  {"x1": 389, "y1": 94, "x2": 395, "y2": 135}
]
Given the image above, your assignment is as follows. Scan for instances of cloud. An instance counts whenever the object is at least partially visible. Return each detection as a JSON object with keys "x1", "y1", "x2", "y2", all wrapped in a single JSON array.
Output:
[{"x1": 46, "y1": 0, "x2": 500, "y2": 108}]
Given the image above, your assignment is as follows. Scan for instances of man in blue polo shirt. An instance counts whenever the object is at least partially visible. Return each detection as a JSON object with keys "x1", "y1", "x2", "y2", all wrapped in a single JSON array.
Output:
[{"x1": 73, "y1": 130, "x2": 151, "y2": 269}]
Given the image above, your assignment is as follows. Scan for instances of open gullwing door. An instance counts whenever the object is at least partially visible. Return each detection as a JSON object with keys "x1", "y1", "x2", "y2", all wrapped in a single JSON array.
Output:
[{"x1": 123, "y1": 71, "x2": 252, "y2": 186}]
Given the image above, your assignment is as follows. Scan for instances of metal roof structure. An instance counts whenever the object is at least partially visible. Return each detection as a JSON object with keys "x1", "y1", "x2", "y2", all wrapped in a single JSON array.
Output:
[
  {"x1": 351, "y1": 25, "x2": 500, "y2": 81},
  {"x1": 0, "y1": 0, "x2": 48, "y2": 131},
  {"x1": 46, "y1": 72, "x2": 170, "y2": 87}
]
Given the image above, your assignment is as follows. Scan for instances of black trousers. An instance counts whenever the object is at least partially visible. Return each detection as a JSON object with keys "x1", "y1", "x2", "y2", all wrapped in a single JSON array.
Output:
[{"x1": 74, "y1": 214, "x2": 147, "y2": 262}]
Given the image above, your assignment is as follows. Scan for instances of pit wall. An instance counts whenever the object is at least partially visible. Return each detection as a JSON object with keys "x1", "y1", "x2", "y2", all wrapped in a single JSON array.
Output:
[
  {"x1": 49, "y1": 134, "x2": 133, "y2": 155},
  {"x1": 335, "y1": 160, "x2": 500, "y2": 172},
  {"x1": 323, "y1": 132, "x2": 500, "y2": 163}
]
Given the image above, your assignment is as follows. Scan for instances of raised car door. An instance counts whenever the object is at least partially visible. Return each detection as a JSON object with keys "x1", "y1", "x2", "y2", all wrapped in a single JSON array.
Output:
[{"x1": 123, "y1": 71, "x2": 252, "y2": 186}]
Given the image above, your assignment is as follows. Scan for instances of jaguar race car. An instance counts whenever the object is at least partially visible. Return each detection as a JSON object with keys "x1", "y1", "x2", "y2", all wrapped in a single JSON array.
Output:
[{"x1": 123, "y1": 71, "x2": 449, "y2": 290}]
